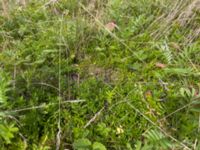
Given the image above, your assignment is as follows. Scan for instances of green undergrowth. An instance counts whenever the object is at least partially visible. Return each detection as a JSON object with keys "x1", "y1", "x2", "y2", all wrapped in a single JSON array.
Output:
[{"x1": 0, "y1": 0, "x2": 200, "y2": 149}]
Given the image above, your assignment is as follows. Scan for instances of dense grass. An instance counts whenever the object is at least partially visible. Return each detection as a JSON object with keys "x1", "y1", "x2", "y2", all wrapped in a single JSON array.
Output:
[{"x1": 0, "y1": 0, "x2": 200, "y2": 149}]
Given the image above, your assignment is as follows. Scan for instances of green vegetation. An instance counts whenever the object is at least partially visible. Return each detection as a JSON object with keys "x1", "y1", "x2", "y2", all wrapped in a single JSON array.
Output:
[{"x1": 0, "y1": 0, "x2": 200, "y2": 149}]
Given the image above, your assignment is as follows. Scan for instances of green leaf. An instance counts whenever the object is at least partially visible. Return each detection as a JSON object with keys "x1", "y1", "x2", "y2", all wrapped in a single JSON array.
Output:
[
  {"x1": 135, "y1": 141, "x2": 142, "y2": 150},
  {"x1": 180, "y1": 88, "x2": 185, "y2": 97},
  {"x1": 164, "y1": 68, "x2": 193, "y2": 76},
  {"x1": 0, "y1": 124, "x2": 18, "y2": 144},
  {"x1": 126, "y1": 143, "x2": 133, "y2": 150},
  {"x1": 73, "y1": 138, "x2": 92, "y2": 150},
  {"x1": 92, "y1": 142, "x2": 106, "y2": 150}
]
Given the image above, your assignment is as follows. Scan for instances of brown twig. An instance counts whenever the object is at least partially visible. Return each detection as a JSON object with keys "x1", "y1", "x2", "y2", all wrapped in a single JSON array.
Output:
[{"x1": 84, "y1": 107, "x2": 105, "y2": 128}]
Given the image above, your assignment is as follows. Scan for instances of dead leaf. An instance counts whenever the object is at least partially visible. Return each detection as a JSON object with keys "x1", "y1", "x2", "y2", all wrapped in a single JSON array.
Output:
[
  {"x1": 155, "y1": 62, "x2": 167, "y2": 68},
  {"x1": 145, "y1": 90, "x2": 152, "y2": 99},
  {"x1": 170, "y1": 42, "x2": 181, "y2": 51}
]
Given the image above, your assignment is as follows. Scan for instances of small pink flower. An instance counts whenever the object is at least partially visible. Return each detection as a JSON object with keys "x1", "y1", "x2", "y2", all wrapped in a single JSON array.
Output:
[{"x1": 105, "y1": 21, "x2": 117, "y2": 31}]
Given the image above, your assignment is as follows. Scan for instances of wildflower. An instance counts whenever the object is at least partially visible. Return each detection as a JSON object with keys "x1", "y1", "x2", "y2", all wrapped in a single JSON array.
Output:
[
  {"x1": 105, "y1": 22, "x2": 118, "y2": 32},
  {"x1": 116, "y1": 125, "x2": 124, "y2": 134}
]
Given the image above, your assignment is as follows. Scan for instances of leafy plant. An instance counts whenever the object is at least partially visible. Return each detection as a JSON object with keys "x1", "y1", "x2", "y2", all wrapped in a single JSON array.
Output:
[
  {"x1": 0, "y1": 0, "x2": 200, "y2": 149},
  {"x1": 0, "y1": 70, "x2": 18, "y2": 144},
  {"x1": 73, "y1": 138, "x2": 106, "y2": 150}
]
